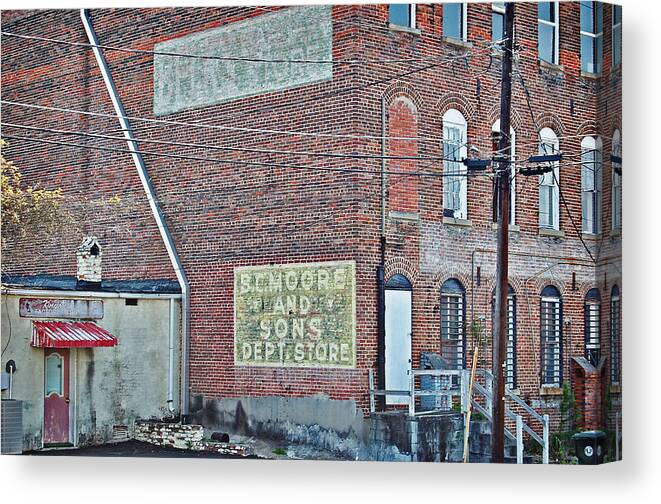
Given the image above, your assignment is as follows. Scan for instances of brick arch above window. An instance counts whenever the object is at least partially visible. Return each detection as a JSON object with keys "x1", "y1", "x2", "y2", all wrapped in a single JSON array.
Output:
[
  {"x1": 531, "y1": 277, "x2": 566, "y2": 298},
  {"x1": 576, "y1": 120, "x2": 600, "y2": 138},
  {"x1": 535, "y1": 112, "x2": 566, "y2": 136},
  {"x1": 382, "y1": 81, "x2": 424, "y2": 112},
  {"x1": 431, "y1": 269, "x2": 472, "y2": 293},
  {"x1": 435, "y1": 92, "x2": 477, "y2": 123},
  {"x1": 487, "y1": 104, "x2": 523, "y2": 132},
  {"x1": 384, "y1": 256, "x2": 420, "y2": 287}
]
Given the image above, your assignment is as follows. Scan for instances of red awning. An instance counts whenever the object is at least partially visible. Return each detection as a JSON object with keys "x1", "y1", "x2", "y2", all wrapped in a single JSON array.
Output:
[{"x1": 31, "y1": 321, "x2": 118, "y2": 348}]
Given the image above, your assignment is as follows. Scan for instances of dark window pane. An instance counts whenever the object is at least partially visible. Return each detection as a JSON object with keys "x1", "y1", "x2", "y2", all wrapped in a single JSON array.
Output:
[
  {"x1": 595, "y1": 2, "x2": 603, "y2": 33},
  {"x1": 613, "y1": 5, "x2": 622, "y2": 25},
  {"x1": 444, "y1": 3, "x2": 463, "y2": 39},
  {"x1": 581, "y1": 34, "x2": 594, "y2": 72},
  {"x1": 390, "y1": 4, "x2": 411, "y2": 27},
  {"x1": 538, "y1": 2, "x2": 554, "y2": 22},
  {"x1": 539, "y1": 22, "x2": 555, "y2": 63},
  {"x1": 613, "y1": 26, "x2": 622, "y2": 66}
]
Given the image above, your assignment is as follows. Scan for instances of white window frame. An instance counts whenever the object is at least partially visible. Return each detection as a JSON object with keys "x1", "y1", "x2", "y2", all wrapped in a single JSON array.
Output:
[
  {"x1": 580, "y1": 1, "x2": 604, "y2": 74},
  {"x1": 389, "y1": 3, "x2": 417, "y2": 29},
  {"x1": 443, "y1": 109, "x2": 468, "y2": 220},
  {"x1": 538, "y1": 127, "x2": 560, "y2": 231},
  {"x1": 492, "y1": 120, "x2": 516, "y2": 225},
  {"x1": 538, "y1": 2, "x2": 560, "y2": 65},
  {"x1": 612, "y1": 4, "x2": 622, "y2": 67},
  {"x1": 444, "y1": 2, "x2": 468, "y2": 41},
  {"x1": 581, "y1": 135, "x2": 603, "y2": 235},
  {"x1": 612, "y1": 129, "x2": 622, "y2": 230},
  {"x1": 492, "y1": 2, "x2": 506, "y2": 42}
]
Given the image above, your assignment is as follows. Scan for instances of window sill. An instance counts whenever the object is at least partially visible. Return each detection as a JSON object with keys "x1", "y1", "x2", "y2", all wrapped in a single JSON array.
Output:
[
  {"x1": 539, "y1": 228, "x2": 565, "y2": 238},
  {"x1": 610, "y1": 227, "x2": 622, "y2": 238},
  {"x1": 389, "y1": 210, "x2": 419, "y2": 222},
  {"x1": 581, "y1": 70, "x2": 602, "y2": 80},
  {"x1": 539, "y1": 386, "x2": 563, "y2": 396},
  {"x1": 442, "y1": 36, "x2": 472, "y2": 50},
  {"x1": 539, "y1": 59, "x2": 564, "y2": 75},
  {"x1": 443, "y1": 216, "x2": 472, "y2": 227},
  {"x1": 388, "y1": 23, "x2": 421, "y2": 36},
  {"x1": 610, "y1": 384, "x2": 621, "y2": 394},
  {"x1": 491, "y1": 223, "x2": 520, "y2": 233},
  {"x1": 581, "y1": 232, "x2": 601, "y2": 242}
]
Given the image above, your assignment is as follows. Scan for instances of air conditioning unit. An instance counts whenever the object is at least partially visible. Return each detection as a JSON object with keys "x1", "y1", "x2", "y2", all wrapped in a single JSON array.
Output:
[{"x1": 1, "y1": 399, "x2": 24, "y2": 454}]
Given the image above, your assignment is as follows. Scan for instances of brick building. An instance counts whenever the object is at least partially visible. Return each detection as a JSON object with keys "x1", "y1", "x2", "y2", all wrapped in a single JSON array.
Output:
[{"x1": 1, "y1": 2, "x2": 622, "y2": 461}]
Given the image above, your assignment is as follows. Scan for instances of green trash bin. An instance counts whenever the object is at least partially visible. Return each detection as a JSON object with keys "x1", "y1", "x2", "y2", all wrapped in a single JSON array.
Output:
[{"x1": 572, "y1": 431, "x2": 607, "y2": 464}]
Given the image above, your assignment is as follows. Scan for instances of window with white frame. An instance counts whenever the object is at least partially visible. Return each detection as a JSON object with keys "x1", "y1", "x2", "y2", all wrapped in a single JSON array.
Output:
[
  {"x1": 610, "y1": 285, "x2": 621, "y2": 384},
  {"x1": 538, "y1": 127, "x2": 560, "y2": 230},
  {"x1": 492, "y1": 120, "x2": 516, "y2": 225},
  {"x1": 540, "y1": 285, "x2": 562, "y2": 387},
  {"x1": 538, "y1": 2, "x2": 559, "y2": 64},
  {"x1": 389, "y1": 4, "x2": 416, "y2": 29},
  {"x1": 580, "y1": 1, "x2": 604, "y2": 74},
  {"x1": 612, "y1": 129, "x2": 622, "y2": 230},
  {"x1": 492, "y1": 2, "x2": 506, "y2": 42},
  {"x1": 441, "y1": 279, "x2": 466, "y2": 372},
  {"x1": 581, "y1": 136, "x2": 603, "y2": 234},
  {"x1": 443, "y1": 109, "x2": 468, "y2": 220},
  {"x1": 444, "y1": 2, "x2": 468, "y2": 41},
  {"x1": 612, "y1": 4, "x2": 622, "y2": 67},
  {"x1": 584, "y1": 288, "x2": 601, "y2": 367}
]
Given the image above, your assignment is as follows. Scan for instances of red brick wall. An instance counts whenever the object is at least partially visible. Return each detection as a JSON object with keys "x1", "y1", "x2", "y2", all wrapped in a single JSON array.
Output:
[{"x1": 1, "y1": 3, "x2": 622, "y2": 427}]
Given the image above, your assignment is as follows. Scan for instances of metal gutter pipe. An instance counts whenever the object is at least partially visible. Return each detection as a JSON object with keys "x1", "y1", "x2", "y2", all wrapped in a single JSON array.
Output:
[{"x1": 80, "y1": 9, "x2": 191, "y2": 420}]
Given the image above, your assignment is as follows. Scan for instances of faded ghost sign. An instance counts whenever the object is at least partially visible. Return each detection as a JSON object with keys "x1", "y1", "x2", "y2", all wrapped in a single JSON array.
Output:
[
  {"x1": 234, "y1": 261, "x2": 356, "y2": 368},
  {"x1": 153, "y1": 5, "x2": 333, "y2": 116}
]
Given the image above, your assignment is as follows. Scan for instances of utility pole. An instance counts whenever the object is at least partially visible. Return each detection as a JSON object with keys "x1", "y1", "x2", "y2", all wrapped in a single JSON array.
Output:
[{"x1": 492, "y1": 1, "x2": 515, "y2": 464}]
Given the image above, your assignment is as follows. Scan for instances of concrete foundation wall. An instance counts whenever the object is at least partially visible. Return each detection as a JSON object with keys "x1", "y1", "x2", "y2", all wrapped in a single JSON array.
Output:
[{"x1": 0, "y1": 294, "x2": 181, "y2": 451}]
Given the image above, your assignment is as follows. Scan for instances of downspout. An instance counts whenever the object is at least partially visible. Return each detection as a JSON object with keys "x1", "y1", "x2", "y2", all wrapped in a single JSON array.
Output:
[
  {"x1": 168, "y1": 298, "x2": 176, "y2": 412},
  {"x1": 80, "y1": 9, "x2": 191, "y2": 421},
  {"x1": 376, "y1": 97, "x2": 387, "y2": 409}
]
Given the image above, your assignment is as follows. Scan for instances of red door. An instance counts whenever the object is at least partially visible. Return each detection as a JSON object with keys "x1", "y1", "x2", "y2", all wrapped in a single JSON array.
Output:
[{"x1": 43, "y1": 349, "x2": 70, "y2": 445}]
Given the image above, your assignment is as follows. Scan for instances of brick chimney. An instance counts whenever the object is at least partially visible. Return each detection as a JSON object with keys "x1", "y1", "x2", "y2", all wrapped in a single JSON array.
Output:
[{"x1": 77, "y1": 236, "x2": 102, "y2": 284}]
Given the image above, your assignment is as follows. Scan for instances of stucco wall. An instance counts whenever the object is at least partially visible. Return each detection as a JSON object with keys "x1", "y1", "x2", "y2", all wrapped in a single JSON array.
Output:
[{"x1": 0, "y1": 294, "x2": 181, "y2": 451}]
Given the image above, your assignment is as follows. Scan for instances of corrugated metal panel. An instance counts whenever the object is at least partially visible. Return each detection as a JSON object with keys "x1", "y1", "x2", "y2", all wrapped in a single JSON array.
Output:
[{"x1": 31, "y1": 321, "x2": 118, "y2": 348}]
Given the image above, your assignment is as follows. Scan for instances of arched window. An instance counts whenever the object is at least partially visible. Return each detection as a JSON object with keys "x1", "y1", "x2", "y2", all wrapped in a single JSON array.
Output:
[
  {"x1": 540, "y1": 285, "x2": 562, "y2": 387},
  {"x1": 492, "y1": 285, "x2": 517, "y2": 389},
  {"x1": 584, "y1": 288, "x2": 601, "y2": 366},
  {"x1": 492, "y1": 120, "x2": 516, "y2": 225},
  {"x1": 539, "y1": 128, "x2": 560, "y2": 231},
  {"x1": 610, "y1": 285, "x2": 621, "y2": 384},
  {"x1": 612, "y1": 129, "x2": 622, "y2": 230},
  {"x1": 384, "y1": 273, "x2": 413, "y2": 405},
  {"x1": 441, "y1": 278, "x2": 466, "y2": 371},
  {"x1": 442, "y1": 109, "x2": 468, "y2": 220},
  {"x1": 581, "y1": 136, "x2": 603, "y2": 234},
  {"x1": 385, "y1": 273, "x2": 412, "y2": 290}
]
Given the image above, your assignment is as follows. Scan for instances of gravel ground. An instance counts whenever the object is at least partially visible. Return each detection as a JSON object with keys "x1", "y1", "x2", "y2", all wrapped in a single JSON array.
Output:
[{"x1": 25, "y1": 440, "x2": 259, "y2": 459}]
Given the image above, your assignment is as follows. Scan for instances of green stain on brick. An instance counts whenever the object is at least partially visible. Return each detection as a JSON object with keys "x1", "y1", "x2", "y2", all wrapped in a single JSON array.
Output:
[{"x1": 153, "y1": 5, "x2": 333, "y2": 116}]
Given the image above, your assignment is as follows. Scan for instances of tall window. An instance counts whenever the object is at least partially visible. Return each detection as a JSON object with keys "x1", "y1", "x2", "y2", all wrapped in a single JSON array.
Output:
[
  {"x1": 444, "y1": 2, "x2": 467, "y2": 41},
  {"x1": 389, "y1": 4, "x2": 416, "y2": 29},
  {"x1": 538, "y1": 128, "x2": 560, "y2": 230},
  {"x1": 581, "y1": 136, "x2": 603, "y2": 234},
  {"x1": 612, "y1": 4, "x2": 622, "y2": 67},
  {"x1": 580, "y1": 1, "x2": 604, "y2": 74},
  {"x1": 584, "y1": 288, "x2": 601, "y2": 367},
  {"x1": 441, "y1": 279, "x2": 466, "y2": 371},
  {"x1": 612, "y1": 129, "x2": 622, "y2": 230},
  {"x1": 540, "y1": 285, "x2": 562, "y2": 387},
  {"x1": 443, "y1": 109, "x2": 468, "y2": 220},
  {"x1": 610, "y1": 285, "x2": 621, "y2": 384},
  {"x1": 492, "y1": 2, "x2": 506, "y2": 42},
  {"x1": 492, "y1": 285, "x2": 517, "y2": 389},
  {"x1": 538, "y1": 2, "x2": 559, "y2": 64},
  {"x1": 492, "y1": 120, "x2": 516, "y2": 225}
]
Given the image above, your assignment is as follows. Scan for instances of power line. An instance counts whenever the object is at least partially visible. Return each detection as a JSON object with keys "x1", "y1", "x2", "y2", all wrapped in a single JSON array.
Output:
[
  {"x1": 2, "y1": 134, "x2": 492, "y2": 179},
  {"x1": 514, "y1": 63, "x2": 597, "y2": 263},
  {"x1": 0, "y1": 30, "x2": 458, "y2": 65},
  {"x1": 1, "y1": 122, "x2": 467, "y2": 163}
]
